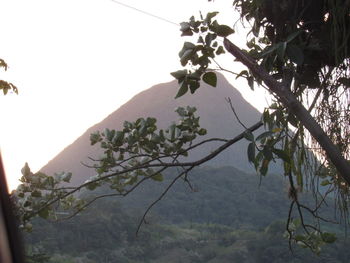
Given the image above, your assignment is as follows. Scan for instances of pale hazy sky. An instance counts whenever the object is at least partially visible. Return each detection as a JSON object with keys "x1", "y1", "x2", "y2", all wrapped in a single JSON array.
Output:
[{"x1": 0, "y1": 0, "x2": 268, "y2": 190}]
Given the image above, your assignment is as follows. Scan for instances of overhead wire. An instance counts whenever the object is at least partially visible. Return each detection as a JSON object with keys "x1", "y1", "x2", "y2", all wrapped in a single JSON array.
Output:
[{"x1": 110, "y1": 0, "x2": 180, "y2": 27}]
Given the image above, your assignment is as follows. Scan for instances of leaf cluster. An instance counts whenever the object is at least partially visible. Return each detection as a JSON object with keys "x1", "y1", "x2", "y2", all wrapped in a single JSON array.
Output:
[
  {"x1": 171, "y1": 12, "x2": 235, "y2": 98},
  {"x1": 12, "y1": 107, "x2": 209, "y2": 226},
  {"x1": 87, "y1": 106, "x2": 207, "y2": 192},
  {"x1": 12, "y1": 163, "x2": 82, "y2": 231},
  {"x1": 0, "y1": 58, "x2": 18, "y2": 95}
]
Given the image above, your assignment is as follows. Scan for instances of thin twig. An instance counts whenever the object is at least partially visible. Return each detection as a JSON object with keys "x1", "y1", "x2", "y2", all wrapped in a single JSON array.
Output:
[
  {"x1": 136, "y1": 166, "x2": 195, "y2": 236},
  {"x1": 226, "y1": 97, "x2": 248, "y2": 130}
]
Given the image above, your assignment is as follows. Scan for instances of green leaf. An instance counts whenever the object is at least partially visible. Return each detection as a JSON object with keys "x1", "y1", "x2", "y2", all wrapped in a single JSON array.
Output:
[
  {"x1": 171, "y1": 69, "x2": 188, "y2": 80},
  {"x1": 21, "y1": 163, "x2": 31, "y2": 177},
  {"x1": 235, "y1": 70, "x2": 249, "y2": 79},
  {"x1": 247, "y1": 76, "x2": 254, "y2": 90},
  {"x1": 175, "y1": 107, "x2": 187, "y2": 116},
  {"x1": 205, "y1": 33, "x2": 217, "y2": 46},
  {"x1": 186, "y1": 106, "x2": 196, "y2": 114},
  {"x1": 258, "y1": 43, "x2": 281, "y2": 58},
  {"x1": 244, "y1": 131, "x2": 254, "y2": 141},
  {"x1": 113, "y1": 131, "x2": 125, "y2": 145},
  {"x1": 262, "y1": 146, "x2": 273, "y2": 161},
  {"x1": 105, "y1": 128, "x2": 115, "y2": 142},
  {"x1": 0, "y1": 59, "x2": 8, "y2": 70},
  {"x1": 295, "y1": 234, "x2": 306, "y2": 241},
  {"x1": 3, "y1": 87, "x2": 8, "y2": 95},
  {"x1": 185, "y1": 41, "x2": 196, "y2": 48},
  {"x1": 247, "y1": 142, "x2": 255, "y2": 163},
  {"x1": 38, "y1": 208, "x2": 49, "y2": 219},
  {"x1": 269, "y1": 102, "x2": 279, "y2": 109},
  {"x1": 189, "y1": 79, "x2": 200, "y2": 93},
  {"x1": 286, "y1": 44, "x2": 304, "y2": 65},
  {"x1": 216, "y1": 46, "x2": 225, "y2": 55},
  {"x1": 178, "y1": 42, "x2": 196, "y2": 65},
  {"x1": 152, "y1": 173, "x2": 164, "y2": 182},
  {"x1": 277, "y1": 42, "x2": 287, "y2": 61},
  {"x1": 260, "y1": 159, "x2": 270, "y2": 176},
  {"x1": 204, "y1": 12, "x2": 219, "y2": 23},
  {"x1": 211, "y1": 24, "x2": 235, "y2": 37},
  {"x1": 262, "y1": 109, "x2": 270, "y2": 124},
  {"x1": 61, "y1": 172, "x2": 72, "y2": 183},
  {"x1": 167, "y1": 123, "x2": 176, "y2": 141},
  {"x1": 180, "y1": 22, "x2": 190, "y2": 31},
  {"x1": 197, "y1": 36, "x2": 204, "y2": 44},
  {"x1": 321, "y1": 232, "x2": 337, "y2": 243},
  {"x1": 189, "y1": 16, "x2": 201, "y2": 30},
  {"x1": 202, "y1": 72, "x2": 217, "y2": 87},
  {"x1": 146, "y1": 117, "x2": 157, "y2": 126},
  {"x1": 180, "y1": 49, "x2": 195, "y2": 66},
  {"x1": 180, "y1": 22, "x2": 193, "y2": 36},
  {"x1": 175, "y1": 81, "x2": 188, "y2": 98},
  {"x1": 200, "y1": 26, "x2": 208, "y2": 33},
  {"x1": 252, "y1": 20, "x2": 260, "y2": 37},
  {"x1": 254, "y1": 151, "x2": 263, "y2": 170},
  {"x1": 272, "y1": 148, "x2": 291, "y2": 163},
  {"x1": 90, "y1": 132, "x2": 101, "y2": 145},
  {"x1": 286, "y1": 30, "x2": 301, "y2": 43},
  {"x1": 198, "y1": 128, "x2": 207, "y2": 136}
]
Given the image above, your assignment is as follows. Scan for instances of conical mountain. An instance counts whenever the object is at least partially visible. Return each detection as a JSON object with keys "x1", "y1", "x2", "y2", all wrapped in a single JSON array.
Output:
[{"x1": 41, "y1": 74, "x2": 266, "y2": 185}]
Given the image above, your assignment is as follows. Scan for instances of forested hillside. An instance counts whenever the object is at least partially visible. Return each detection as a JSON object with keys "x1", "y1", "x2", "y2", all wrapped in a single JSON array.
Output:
[{"x1": 25, "y1": 166, "x2": 345, "y2": 263}]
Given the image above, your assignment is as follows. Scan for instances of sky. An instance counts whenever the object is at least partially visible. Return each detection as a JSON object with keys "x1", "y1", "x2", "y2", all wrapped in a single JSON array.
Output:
[{"x1": 0, "y1": 0, "x2": 269, "y2": 190}]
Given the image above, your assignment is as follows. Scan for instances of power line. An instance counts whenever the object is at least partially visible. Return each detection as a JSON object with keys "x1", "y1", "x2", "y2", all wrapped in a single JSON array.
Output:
[{"x1": 110, "y1": 0, "x2": 179, "y2": 27}]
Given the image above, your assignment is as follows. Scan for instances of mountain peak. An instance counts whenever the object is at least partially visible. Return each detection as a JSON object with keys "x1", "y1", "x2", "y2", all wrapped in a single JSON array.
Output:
[{"x1": 41, "y1": 74, "x2": 263, "y2": 184}]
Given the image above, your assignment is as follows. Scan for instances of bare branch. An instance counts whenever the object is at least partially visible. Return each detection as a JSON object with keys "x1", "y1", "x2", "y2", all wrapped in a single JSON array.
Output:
[
  {"x1": 226, "y1": 97, "x2": 248, "y2": 130},
  {"x1": 136, "y1": 166, "x2": 195, "y2": 236}
]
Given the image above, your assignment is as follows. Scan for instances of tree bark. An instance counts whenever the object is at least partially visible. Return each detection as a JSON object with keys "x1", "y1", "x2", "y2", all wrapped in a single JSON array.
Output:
[{"x1": 223, "y1": 38, "x2": 350, "y2": 183}]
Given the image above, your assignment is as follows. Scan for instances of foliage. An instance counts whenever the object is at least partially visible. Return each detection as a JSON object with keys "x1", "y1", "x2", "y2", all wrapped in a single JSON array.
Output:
[
  {"x1": 12, "y1": 107, "x2": 211, "y2": 228},
  {"x1": 0, "y1": 58, "x2": 18, "y2": 95},
  {"x1": 169, "y1": 0, "x2": 350, "y2": 251},
  {"x1": 11, "y1": 0, "x2": 350, "y2": 255},
  {"x1": 23, "y1": 187, "x2": 349, "y2": 263},
  {"x1": 231, "y1": 0, "x2": 350, "y2": 176},
  {"x1": 172, "y1": 4, "x2": 349, "y2": 181}
]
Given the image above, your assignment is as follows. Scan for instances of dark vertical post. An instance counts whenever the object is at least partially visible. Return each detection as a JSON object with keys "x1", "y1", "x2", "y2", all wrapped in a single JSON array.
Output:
[{"x1": 0, "y1": 154, "x2": 25, "y2": 263}]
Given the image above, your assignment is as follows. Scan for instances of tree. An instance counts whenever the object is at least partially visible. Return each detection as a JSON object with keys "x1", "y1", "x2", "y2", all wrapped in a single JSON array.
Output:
[
  {"x1": 12, "y1": 0, "x2": 349, "y2": 253},
  {"x1": 0, "y1": 58, "x2": 18, "y2": 95}
]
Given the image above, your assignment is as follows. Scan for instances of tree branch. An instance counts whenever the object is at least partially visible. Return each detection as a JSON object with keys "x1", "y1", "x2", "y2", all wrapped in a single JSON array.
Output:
[
  {"x1": 223, "y1": 38, "x2": 350, "y2": 183},
  {"x1": 28, "y1": 120, "x2": 263, "y2": 220}
]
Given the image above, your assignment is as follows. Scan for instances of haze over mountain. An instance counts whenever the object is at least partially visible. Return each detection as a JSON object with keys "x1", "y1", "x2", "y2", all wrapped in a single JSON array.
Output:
[{"x1": 41, "y1": 74, "x2": 269, "y2": 184}]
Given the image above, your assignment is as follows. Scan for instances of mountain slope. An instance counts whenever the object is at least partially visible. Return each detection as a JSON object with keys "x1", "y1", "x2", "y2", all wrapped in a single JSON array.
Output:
[
  {"x1": 26, "y1": 166, "x2": 344, "y2": 263},
  {"x1": 41, "y1": 74, "x2": 266, "y2": 184}
]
